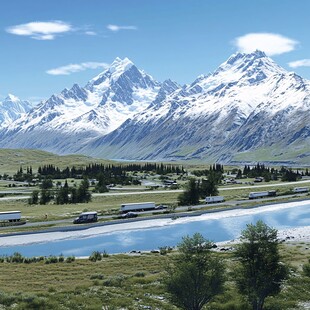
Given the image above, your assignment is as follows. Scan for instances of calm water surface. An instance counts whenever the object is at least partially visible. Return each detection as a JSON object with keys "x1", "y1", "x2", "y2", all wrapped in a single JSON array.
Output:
[{"x1": 0, "y1": 203, "x2": 309, "y2": 257}]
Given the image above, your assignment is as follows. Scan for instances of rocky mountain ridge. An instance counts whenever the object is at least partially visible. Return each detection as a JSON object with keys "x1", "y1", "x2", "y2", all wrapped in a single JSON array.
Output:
[{"x1": 1, "y1": 51, "x2": 310, "y2": 164}]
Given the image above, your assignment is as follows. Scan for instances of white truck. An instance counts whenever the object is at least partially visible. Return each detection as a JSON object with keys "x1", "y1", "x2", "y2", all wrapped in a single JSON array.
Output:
[
  {"x1": 293, "y1": 187, "x2": 309, "y2": 193},
  {"x1": 205, "y1": 196, "x2": 225, "y2": 203},
  {"x1": 249, "y1": 190, "x2": 276, "y2": 199},
  {"x1": 0, "y1": 211, "x2": 21, "y2": 222},
  {"x1": 120, "y1": 202, "x2": 156, "y2": 213}
]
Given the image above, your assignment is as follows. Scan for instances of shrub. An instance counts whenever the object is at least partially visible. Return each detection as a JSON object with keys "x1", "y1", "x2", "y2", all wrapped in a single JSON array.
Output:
[
  {"x1": 103, "y1": 275, "x2": 125, "y2": 287},
  {"x1": 10, "y1": 252, "x2": 24, "y2": 263},
  {"x1": 90, "y1": 274, "x2": 104, "y2": 280},
  {"x1": 45, "y1": 256, "x2": 58, "y2": 264},
  {"x1": 159, "y1": 246, "x2": 168, "y2": 255},
  {"x1": 102, "y1": 250, "x2": 109, "y2": 257},
  {"x1": 89, "y1": 251, "x2": 102, "y2": 262},
  {"x1": 58, "y1": 255, "x2": 65, "y2": 263},
  {"x1": 303, "y1": 259, "x2": 310, "y2": 277},
  {"x1": 134, "y1": 272, "x2": 145, "y2": 277},
  {"x1": 66, "y1": 256, "x2": 75, "y2": 263}
]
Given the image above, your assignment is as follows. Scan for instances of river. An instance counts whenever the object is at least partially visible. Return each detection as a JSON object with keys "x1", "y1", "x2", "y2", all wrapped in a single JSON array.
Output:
[{"x1": 0, "y1": 200, "x2": 309, "y2": 257}]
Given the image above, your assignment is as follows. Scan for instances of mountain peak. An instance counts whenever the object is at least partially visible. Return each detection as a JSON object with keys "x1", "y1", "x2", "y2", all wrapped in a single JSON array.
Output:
[
  {"x1": 109, "y1": 57, "x2": 134, "y2": 81},
  {"x1": 5, "y1": 93, "x2": 20, "y2": 102},
  {"x1": 214, "y1": 50, "x2": 286, "y2": 84},
  {"x1": 87, "y1": 57, "x2": 135, "y2": 88},
  {"x1": 227, "y1": 50, "x2": 267, "y2": 64}
]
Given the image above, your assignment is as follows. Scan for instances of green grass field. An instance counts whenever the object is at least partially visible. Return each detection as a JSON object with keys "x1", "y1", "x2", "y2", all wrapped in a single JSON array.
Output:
[
  {"x1": 0, "y1": 148, "x2": 116, "y2": 175},
  {"x1": 0, "y1": 243, "x2": 308, "y2": 309}
]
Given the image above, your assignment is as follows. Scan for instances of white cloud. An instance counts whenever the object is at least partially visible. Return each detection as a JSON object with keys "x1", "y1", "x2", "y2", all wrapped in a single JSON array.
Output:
[
  {"x1": 233, "y1": 33, "x2": 298, "y2": 56},
  {"x1": 288, "y1": 59, "x2": 310, "y2": 68},
  {"x1": 107, "y1": 24, "x2": 137, "y2": 32},
  {"x1": 85, "y1": 31, "x2": 97, "y2": 36},
  {"x1": 6, "y1": 20, "x2": 72, "y2": 40},
  {"x1": 46, "y1": 62, "x2": 109, "y2": 75}
]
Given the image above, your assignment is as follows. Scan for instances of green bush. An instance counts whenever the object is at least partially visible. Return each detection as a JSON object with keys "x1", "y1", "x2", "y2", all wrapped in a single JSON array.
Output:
[
  {"x1": 89, "y1": 251, "x2": 102, "y2": 262},
  {"x1": 58, "y1": 255, "x2": 65, "y2": 262},
  {"x1": 65, "y1": 256, "x2": 75, "y2": 263},
  {"x1": 90, "y1": 274, "x2": 104, "y2": 280},
  {"x1": 45, "y1": 256, "x2": 58, "y2": 264},
  {"x1": 303, "y1": 259, "x2": 310, "y2": 277},
  {"x1": 134, "y1": 272, "x2": 145, "y2": 277},
  {"x1": 103, "y1": 275, "x2": 126, "y2": 287},
  {"x1": 102, "y1": 250, "x2": 109, "y2": 257}
]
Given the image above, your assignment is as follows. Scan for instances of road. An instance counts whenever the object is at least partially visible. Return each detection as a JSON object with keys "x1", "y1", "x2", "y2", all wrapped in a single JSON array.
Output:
[
  {"x1": 1, "y1": 192, "x2": 308, "y2": 232},
  {"x1": 1, "y1": 179, "x2": 310, "y2": 201}
]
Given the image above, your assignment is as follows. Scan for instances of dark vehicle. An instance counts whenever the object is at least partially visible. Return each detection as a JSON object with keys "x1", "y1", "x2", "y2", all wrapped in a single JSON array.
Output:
[
  {"x1": 155, "y1": 205, "x2": 167, "y2": 210},
  {"x1": 73, "y1": 211, "x2": 98, "y2": 224},
  {"x1": 121, "y1": 212, "x2": 138, "y2": 219}
]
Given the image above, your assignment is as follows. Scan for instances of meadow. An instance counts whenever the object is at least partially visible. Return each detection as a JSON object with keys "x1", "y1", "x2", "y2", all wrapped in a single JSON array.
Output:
[{"x1": 0, "y1": 243, "x2": 309, "y2": 309}]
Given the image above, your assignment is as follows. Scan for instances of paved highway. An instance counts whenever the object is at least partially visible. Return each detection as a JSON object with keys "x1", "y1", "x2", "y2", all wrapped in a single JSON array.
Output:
[
  {"x1": 1, "y1": 179, "x2": 310, "y2": 201},
  {"x1": 1, "y1": 192, "x2": 308, "y2": 232}
]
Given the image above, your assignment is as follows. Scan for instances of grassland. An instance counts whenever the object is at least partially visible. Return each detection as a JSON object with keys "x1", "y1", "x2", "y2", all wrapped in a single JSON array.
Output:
[
  {"x1": 0, "y1": 148, "x2": 116, "y2": 175},
  {"x1": 0, "y1": 243, "x2": 309, "y2": 309}
]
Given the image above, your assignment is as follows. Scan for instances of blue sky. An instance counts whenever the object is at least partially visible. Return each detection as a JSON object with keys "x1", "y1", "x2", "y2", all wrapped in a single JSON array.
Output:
[{"x1": 2, "y1": 0, "x2": 310, "y2": 104}]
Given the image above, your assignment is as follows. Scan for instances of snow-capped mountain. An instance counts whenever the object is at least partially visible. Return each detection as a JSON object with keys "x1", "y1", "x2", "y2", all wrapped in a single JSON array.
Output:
[
  {"x1": 1, "y1": 50, "x2": 310, "y2": 164},
  {"x1": 80, "y1": 50, "x2": 310, "y2": 164},
  {"x1": 0, "y1": 94, "x2": 32, "y2": 126},
  {"x1": 0, "y1": 57, "x2": 164, "y2": 154}
]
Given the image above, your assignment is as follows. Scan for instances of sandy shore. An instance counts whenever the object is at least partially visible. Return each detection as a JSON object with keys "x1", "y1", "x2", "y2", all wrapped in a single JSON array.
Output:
[{"x1": 0, "y1": 199, "x2": 309, "y2": 247}]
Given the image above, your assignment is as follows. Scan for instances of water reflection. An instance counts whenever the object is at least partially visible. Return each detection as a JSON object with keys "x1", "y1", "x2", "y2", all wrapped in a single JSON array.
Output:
[{"x1": 0, "y1": 203, "x2": 309, "y2": 257}]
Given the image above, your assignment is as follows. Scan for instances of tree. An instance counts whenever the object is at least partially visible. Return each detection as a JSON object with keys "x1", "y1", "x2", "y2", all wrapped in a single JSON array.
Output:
[
  {"x1": 178, "y1": 178, "x2": 200, "y2": 206},
  {"x1": 95, "y1": 172, "x2": 109, "y2": 193},
  {"x1": 39, "y1": 189, "x2": 53, "y2": 205},
  {"x1": 28, "y1": 190, "x2": 39, "y2": 205},
  {"x1": 40, "y1": 178, "x2": 53, "y2": 189},
  {"x1": 200, "y1": 175, "x2": 219, "y2": 198},
  {"x1": 164, "y1": 233, "x2": 225, "y2": 310},
  {"x1": 77, "y1": 177, "x2": 91, "y2": 203},
  {"x1": 55, "y1": 181, "x2": 69, "y2": 204},
  {"x1": 234, "y1": 220, "x2": 289, "y2": 310}
]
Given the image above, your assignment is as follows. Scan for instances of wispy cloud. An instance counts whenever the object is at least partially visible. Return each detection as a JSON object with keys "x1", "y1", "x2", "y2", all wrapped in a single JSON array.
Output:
[
  {"x1": 288, "y1": 59, "x2": 310, "y2": 68},
  {"x1": 46, "y1": 62, "x2": 109, "y2": 75},
  {"x1": 6, "y1": 20, "x2": 72, "y2": 40},
  {"x1": 107, "y1": 24, "x2": 137, "y2": 32},
  {"x1": 85, "y1": 31, "x2": 97, "y2": 36},
  {"x1": 233, "y1": 33, "x2": 298, "y2": 56}
]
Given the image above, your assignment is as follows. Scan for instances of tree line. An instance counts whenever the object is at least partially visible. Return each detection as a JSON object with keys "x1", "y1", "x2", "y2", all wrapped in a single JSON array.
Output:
[
  {"x1": 28, "y1": 177, "x2": 91, "y2": 205},
  {"x1": 12, "y1": 163, "x2": 185, "y2": 184}
]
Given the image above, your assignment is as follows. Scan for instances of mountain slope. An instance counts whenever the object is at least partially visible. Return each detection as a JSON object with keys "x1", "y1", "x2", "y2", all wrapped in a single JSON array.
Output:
[
  {"x1": 2, "y1": 51, "x2": 310, "y2": 164},
  {"x1": 0, "y1": 58, "x2": 163, "y2": 154},
  {"x1": 80, "y1": 51, "x2": 310, "y2": 163},
  {"x1": 0, "y1": 94, "x2": 32, "y2": 126}
]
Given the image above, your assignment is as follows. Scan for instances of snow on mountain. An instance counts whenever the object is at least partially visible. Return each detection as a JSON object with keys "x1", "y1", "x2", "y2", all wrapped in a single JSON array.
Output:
[
  {"x1": 81, "y1": 50, "x2": 310, "y2": 163},
  {"x1": 0, "y1": 94, "x2": 32, "y2": 126},
  {"x1": 2, "y1": 50, "x2": 310, "y2": 164},
  {"x1": 0, "y1": 57, "x2": 162, "y2": 153}
]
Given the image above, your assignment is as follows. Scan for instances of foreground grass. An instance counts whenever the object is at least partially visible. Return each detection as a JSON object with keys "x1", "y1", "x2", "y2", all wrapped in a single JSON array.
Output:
[{"x1": 0, "y1": 243, "x2": 309, "y2": 309}]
